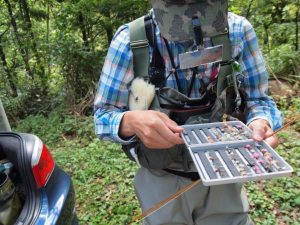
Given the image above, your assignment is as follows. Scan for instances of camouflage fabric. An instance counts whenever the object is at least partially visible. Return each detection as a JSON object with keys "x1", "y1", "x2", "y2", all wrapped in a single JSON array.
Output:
[{"x1": 151, "y1": 0, "x2": 228, "y2": 41}]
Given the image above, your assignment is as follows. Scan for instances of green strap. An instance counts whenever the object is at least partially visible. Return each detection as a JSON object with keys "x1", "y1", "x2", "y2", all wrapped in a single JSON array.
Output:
[
  {"x1": 212, "y1": 31, "x2": 234, "y2": 96},
  {"x1": 217, "y1": 64, "x2": 232, "y2": 96},
  {"x1": 211, "y1": 31, "x2": 232, "y2": 62},
  {"x1": 128, "y1": 16, "x2": 149, "y2": 80}
]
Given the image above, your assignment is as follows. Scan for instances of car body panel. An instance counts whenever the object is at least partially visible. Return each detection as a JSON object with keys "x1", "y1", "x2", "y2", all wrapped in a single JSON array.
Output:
[
  {"x1": 0, "y1": 99, "x2": 76, "y2": 225},
  {"x1": 35, "y1": 167, "x2": 75, "y2": 225}
]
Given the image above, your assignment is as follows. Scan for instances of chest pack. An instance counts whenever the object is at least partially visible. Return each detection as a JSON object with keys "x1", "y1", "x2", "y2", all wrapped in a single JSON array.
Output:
[{"x1": 123, "y1": 13, "x2": 247, "y2": 171}]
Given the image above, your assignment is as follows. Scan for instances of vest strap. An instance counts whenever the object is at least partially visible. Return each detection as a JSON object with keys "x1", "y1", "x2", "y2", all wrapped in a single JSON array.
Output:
[
  {"x1": 129, "y1": 16, "x2": 149, "y2": 80},
  {"x1": 211, "y1": 30, "x2": 237, "y2": 96},
  {"x1": 211, "y1": 31, "x2": 232, "y2": 62}
]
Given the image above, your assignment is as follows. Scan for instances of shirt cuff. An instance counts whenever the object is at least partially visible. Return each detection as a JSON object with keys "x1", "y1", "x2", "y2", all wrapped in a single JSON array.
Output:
[
  {"x1": 246, "y1": 116, "x2": 274, "y2": 130},
  {"x1": 115, "y1": 112, "x2": 137, "y2": 144}
]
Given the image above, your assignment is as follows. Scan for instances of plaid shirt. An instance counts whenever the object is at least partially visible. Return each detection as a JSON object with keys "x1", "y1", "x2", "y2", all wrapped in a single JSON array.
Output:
[{"x1": 94, "y1": 12, "x2": 282, "y2": 144}]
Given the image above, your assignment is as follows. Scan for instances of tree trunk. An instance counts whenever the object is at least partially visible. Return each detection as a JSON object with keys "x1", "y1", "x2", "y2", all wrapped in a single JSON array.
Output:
[
  {"x1": 0, "y1": 38, "x2": 18, "y2": 97},
  {"x1": 244, "y1": 0, "x2": 254, "y2": 18},
  {"x1": 18, "y1": 0, "x2": 45, "y2": 77},
  {"x1": 4, "y1": 0, "x2": 33, "y2": 78},
  {"x1": 296, "y1": 9, "x2": 299, "y2": 51},
  {"x1": 263, "y1": 24, "x2": 270, "y2": 52},
  {"x1": 46, "y1": 0, "x2": 51, "y2": 76},
  {"x1": 106, "y1": 25, "x2": 113, "y2": 47},
  {"x1": 78, "y1": 12, "x2": 89, "y2": 50}
]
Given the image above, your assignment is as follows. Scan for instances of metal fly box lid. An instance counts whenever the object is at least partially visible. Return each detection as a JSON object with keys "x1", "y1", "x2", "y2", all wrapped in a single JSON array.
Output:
[{"x1": 181, "y1": 121, "x2": 293, "y2": 186}]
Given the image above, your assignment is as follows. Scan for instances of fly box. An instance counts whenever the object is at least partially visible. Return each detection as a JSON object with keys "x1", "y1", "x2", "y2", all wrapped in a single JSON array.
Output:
[{"x1": 181, "y1": 121, "x2": 293, "y2": 186}]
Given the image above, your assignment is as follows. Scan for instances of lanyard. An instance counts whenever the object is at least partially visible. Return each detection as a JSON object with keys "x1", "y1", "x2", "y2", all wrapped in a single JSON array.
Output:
[
  {"x1": 163, "y1": 38, "x2": 199, "y2": 97},
  {"x1": 163, "y1": 38, "x2": 183, "y2": 93}
]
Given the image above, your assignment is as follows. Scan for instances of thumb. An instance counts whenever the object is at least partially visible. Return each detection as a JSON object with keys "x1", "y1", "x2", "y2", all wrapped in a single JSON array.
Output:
[
  {"x1": 248, "y1": 119, "x2": 271, "y2": 142},
  {"x1": 251, "y1": 125, "x2": 266, "y2": 142}
]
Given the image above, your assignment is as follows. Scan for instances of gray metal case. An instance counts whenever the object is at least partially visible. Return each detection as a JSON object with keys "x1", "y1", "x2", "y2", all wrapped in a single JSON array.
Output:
[{"x1": 181, "y1": 121, "x2": 293, "y2": 186}]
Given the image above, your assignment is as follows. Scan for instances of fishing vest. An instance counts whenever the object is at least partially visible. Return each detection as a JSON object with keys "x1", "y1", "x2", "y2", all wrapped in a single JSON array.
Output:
[{"x1": 122, "y1": 13, "x2": 247, "y2": 171}]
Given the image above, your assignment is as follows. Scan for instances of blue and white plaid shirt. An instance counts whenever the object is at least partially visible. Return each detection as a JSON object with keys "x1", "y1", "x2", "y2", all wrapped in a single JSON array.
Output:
[{"x1": 94, "y1": 12, "x2": 282, "y2": 144}]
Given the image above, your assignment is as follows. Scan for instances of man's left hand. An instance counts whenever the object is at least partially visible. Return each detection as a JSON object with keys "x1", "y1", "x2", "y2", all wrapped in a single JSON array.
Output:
[{"x1": 248, "y1": 119, "x2": 279, "y2": 148}]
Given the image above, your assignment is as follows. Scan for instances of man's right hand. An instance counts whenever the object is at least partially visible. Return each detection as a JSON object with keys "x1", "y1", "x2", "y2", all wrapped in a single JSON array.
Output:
[{"x1": 119, "y1": 110, "x2": 184, "y2": 149}]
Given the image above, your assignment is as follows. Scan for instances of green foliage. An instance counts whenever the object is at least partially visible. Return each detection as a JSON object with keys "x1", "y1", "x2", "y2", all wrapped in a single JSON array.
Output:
[
  {"x1": 1, "y1": 0, "x2": 299, "y2": 119},
  {"x1": 0, "y1": 0, "x2": 150, "y2": 118},
  {"x1": 276, "y1": 95, "x2": 300, "y2": 118},
  {"x1": 53, "y1": 139, "x2": 139, "y2": 225},
  {"x1": 1, "y1": 1, "x2": 300, "y2": 223},
  {"x1": 14, "y1": 112, "x2": 95, "y2": 146},
  {"x1": 13, "y1": 98, "x2": 299, "y2": 225},
  {"x1": 264, "y1": 43, "x2": 300, "y2": 80},
  {"x1": 244, "y1": 96, "x2": 300, "y2": 225}
]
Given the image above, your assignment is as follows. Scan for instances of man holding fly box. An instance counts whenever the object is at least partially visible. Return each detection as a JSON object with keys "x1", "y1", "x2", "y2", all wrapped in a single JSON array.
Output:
[{"x1": 94, "y1": 0, "x2": 282, "y2": 224}]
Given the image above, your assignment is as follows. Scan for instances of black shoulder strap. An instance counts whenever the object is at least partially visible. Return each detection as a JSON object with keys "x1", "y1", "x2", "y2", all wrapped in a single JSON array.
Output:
[{"x1": 145, "y1": 15, "x2": 166, "y2": 88}]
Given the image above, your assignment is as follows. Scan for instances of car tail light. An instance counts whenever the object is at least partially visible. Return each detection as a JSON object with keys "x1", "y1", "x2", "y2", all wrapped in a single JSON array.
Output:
[{"x1": 31, "y1": 137, "x2": 55, "y2": 188}]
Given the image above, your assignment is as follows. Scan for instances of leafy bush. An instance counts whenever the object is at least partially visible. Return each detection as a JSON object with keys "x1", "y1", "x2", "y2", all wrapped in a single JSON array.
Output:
[
  {"x1": 14, "y1": 113, "x2": 95, "y2": 146},
  {"x1": 265, "y1": 44, "x2": 300, "y2": 79}
]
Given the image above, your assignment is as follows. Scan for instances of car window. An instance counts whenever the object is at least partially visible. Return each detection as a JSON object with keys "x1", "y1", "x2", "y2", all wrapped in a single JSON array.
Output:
[{"x1": 0, "y1": 100, "x2": 11, "y2": 132}]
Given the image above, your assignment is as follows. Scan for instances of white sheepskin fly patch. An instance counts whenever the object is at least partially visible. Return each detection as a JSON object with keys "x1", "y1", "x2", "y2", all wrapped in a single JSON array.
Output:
[{"x1": 129, "y1": 78, "x2": 155, "y2": 110}]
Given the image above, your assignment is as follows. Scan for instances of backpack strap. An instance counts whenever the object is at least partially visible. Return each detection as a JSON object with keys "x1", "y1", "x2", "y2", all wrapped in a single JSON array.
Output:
[{"x1": 128, "y1": 16, "x2": 149, "y2": 80}]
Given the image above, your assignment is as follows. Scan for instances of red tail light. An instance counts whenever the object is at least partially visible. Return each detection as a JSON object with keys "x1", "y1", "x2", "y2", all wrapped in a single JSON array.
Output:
[{"x1": 31, "y1": 138, "x2": 55, "y2": 188}]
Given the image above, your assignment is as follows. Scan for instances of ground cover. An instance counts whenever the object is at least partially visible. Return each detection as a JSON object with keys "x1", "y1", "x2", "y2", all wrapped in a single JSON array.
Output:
[{"x1": 15, "y1": 97, "x2": 300, "y2": 225}]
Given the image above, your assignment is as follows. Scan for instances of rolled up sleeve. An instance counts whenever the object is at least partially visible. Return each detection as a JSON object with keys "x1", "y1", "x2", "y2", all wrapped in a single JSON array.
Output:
[
  {"x1": 239, "y1": 18, "x2": 283, "y2": 130},
  {"x1": 94, "y1": 25, "x2": 136, "y2": 144}
]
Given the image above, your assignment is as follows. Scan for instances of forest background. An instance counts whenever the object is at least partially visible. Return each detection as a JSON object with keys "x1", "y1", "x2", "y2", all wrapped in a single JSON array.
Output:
[{"x1": 0, "y1": 0, "x2": 299, "y2": 224}]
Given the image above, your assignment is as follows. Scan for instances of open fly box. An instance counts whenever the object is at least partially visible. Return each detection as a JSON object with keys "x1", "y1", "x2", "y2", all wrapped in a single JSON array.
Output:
[{"x1": 181, "y1": 121, "x2": 293, "y2": 186}]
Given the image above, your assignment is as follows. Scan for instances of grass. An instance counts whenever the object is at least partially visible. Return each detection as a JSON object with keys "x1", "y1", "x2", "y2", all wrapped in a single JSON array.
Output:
[{"x1": 14, "y1": 97, "x2": 300, "y2": 225}]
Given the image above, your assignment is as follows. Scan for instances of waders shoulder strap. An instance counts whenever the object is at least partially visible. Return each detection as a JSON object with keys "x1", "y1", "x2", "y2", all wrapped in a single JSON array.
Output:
[
  {"x1": 128, "y1": 16, "x2": 149, "y2": 80},
  {"x1": 212, "y1": 32, "x2": 234, "y2": 96},
  {"x1": 124, "y1": 16, "x2": 150, "y2": 162}
]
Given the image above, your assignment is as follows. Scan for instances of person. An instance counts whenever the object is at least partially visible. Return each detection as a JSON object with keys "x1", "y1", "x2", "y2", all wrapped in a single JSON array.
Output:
[{"x1": 94, "y1": 0, "x2": 282, "y2": 224}]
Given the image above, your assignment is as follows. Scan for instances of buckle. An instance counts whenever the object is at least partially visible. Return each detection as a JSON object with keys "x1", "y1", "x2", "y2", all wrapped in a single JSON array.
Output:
[{"x1": 131, "y1": 40, "x2": 149, "y2": 49}]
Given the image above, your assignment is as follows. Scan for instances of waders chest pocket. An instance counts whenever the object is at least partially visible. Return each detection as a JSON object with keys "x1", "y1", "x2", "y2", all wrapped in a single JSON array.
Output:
[
  {"x1": 181, "y1": 121, "x2": 293, "y2": 186},
  {"x1": 0, "y1": 172, "x2": 21, "y2": 225}
]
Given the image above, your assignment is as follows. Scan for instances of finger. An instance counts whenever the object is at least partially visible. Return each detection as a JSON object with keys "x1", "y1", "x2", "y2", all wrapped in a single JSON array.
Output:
[
  {"x1": 264, "y1": 125, "x2": 274, "y2": 136},
  {"x1": 153, "y1": 119, "x2": 184, "y2": 145},
  {"x1": 146, "y1": 132, "x2": 180, "y2": 149},
  {"x1": 264, "y1": 135, "x2": 279, "y2": 148},
  {"x1": 167, "y1": 124, "x2": 184, "y2": 133},
  {"x1": 249, "y1": 120, "x2": 270, "y2": 142},
  {"x1": 251, "y1": 125, "x2": 266, "y2": 142},
  {"x1": 156, "y1": 112, "x2": 183, "y2": 133},
  {"x1": 146, "y1": 135, "x2": 175, "y2": 149},
  {"x1": 174, "y1": 132, "x2": 184, "y2": 143},
  {"x1": 138, "y1": 126, "x2": 174, "y2": 149}
]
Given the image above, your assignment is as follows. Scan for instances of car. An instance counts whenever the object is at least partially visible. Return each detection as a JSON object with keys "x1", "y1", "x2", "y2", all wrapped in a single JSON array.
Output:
[{"x1": 0, "y1": 99, "x2": 77, "y2": 225}]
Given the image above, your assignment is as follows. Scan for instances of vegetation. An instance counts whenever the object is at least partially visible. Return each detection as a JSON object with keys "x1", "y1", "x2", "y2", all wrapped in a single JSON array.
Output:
[
  {"x1": 0, "y1": 0, "x2": 299, "y2": 118},
  {"x1": 1, "y1": 0, "x2": 299, "y2": 224},
  {"x1": 15, "y1": 97, "x2": 300, "y2": 225}
]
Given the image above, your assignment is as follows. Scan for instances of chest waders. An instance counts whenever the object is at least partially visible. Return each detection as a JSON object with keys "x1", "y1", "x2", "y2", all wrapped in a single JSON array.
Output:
[{"x1": 123, "y1": 14, "x2": 247, "y2": 175}]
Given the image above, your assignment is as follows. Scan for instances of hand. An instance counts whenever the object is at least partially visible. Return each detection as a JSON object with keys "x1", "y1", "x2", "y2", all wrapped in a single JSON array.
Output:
[
  {"x1": 248, "y1": 119, "x2": 279, "y2": 148},
  {"x1": 119, "y1": 110, "x2": 184, "y2": 149}
]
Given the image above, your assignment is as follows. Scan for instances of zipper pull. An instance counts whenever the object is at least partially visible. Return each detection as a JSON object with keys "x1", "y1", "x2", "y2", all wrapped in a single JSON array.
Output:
[
  {"x1": 232, "y1": 61, "x2": 242, "y2": 73},
  {"x1": 223, "y1": 113, "x2": 228, "y2": 126}
]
